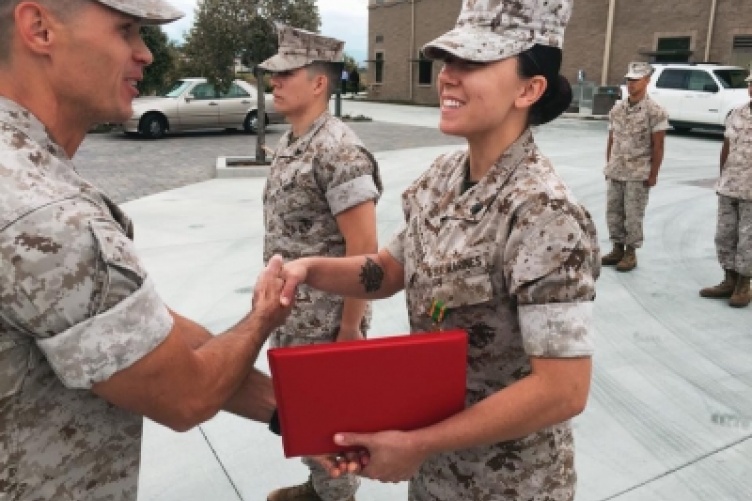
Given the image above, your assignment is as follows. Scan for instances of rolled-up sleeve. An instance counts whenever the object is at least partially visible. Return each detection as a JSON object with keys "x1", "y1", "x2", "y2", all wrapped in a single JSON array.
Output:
[
  {"x1": 321, "y1": 145, "x2": 382, "y2": 215},
  {"x1": 37, "y1": 276, "x2": 172, "y2": 388},
  {"x1": 504, "y1": 198, "x2": 599, "y2": 358},
  {"x1": 651, "y1": 104, "x2": 670, "y2": 133},
  {"x1": 0, "y1": 198, "x2": 173, "y2": 389},
  {"x1": 385, "y1": 223, "x2": 407, "y2": 265},
  {"x1": 518, "y1": 302, "x2": 594, "y2": 357},
  {"x1": 327, "y1": 174, "x2": 380, "y2": 215}
]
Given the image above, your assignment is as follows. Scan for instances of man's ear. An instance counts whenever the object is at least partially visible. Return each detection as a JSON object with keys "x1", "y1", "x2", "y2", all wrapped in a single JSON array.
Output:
[
  {"x1": 14, "y1": 2, "x2": 59, "y2": 56},
  {"x1": 515, "y1": 75, "x2": 548, "y2": 110},
  {"x1": 311, "y1": 73, "x2": 328, "y2": 97}
]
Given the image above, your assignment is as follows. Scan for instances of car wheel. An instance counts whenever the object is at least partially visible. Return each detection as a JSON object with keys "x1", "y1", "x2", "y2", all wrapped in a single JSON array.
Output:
[
  {"x1": 244, "y1": 111, "x2": 268, "y2": 134},
  {"x1": 139, "y1": 113, "x2": 167, "y2": 139}
]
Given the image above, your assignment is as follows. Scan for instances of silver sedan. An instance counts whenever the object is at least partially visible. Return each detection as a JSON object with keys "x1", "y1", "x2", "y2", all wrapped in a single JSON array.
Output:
[{"x1": 122, "y1": 78, "x2": 285, "y2": 139}]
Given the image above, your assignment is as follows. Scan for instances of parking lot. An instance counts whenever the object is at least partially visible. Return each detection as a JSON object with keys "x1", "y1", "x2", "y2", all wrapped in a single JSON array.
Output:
[
  {"x1": 70, "y1": 100, "x2": 752, "y2": 501},
  {"x1": 76, "y1": 113, "x2": 464, "y2": 203}
]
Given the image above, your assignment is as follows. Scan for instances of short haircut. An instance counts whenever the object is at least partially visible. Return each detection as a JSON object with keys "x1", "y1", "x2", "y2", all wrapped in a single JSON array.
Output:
[
  {"x1": 306, "y1": 61, "x2": 341, "y2": 99},
  {"x1": 0, "y1": 0, "x2": 85, "y2": 64}
]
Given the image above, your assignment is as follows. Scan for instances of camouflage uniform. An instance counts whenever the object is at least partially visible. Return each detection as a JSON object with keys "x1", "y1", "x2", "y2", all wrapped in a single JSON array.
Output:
[
  {"x1": 714, "y1": 102, "x2": 752, "y2": 276},
  {"x1": 0, "y1": 98, "x2": 173, "y2": 500},
  {"x1": 422, "y1": 0, "x2": 572, "y2": 61},
  {"x1": 263, "y1": 111, "x2": 382, "y2": 499},
  {"x1": 604, "y1": 95, "x2": 669, "y2": 248},
  {"x1": 386, "y1": 130, "x2": 600, "y2": 501},
  {"x1": 258, "y1": 23, "x2": 345, "y2": 73},
  {"x1": 94, "y1": 0, "x2": 183, "y2": 24}
]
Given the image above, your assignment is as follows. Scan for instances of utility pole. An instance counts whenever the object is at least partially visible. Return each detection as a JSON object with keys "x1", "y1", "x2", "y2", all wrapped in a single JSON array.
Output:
[{"x1": 254, "y1": 66, "x2": 268, "y2": 164}]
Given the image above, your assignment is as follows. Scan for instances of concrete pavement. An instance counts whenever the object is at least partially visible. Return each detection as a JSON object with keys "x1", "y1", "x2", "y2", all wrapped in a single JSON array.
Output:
[{"x1": 120, "y1": 101, "x2": 752, "y2": 501}]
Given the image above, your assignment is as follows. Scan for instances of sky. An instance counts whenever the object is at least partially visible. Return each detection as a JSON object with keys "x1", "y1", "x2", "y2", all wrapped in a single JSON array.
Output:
[{"x1": 162, "y1": 0, "x2": 370, "y2": 64}]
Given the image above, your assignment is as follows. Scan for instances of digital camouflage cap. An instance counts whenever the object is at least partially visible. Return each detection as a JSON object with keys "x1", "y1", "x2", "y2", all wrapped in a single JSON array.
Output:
[
  {"x1": 258, "y1": 23, "x2": 345, "y2": 72},
  {"x1": 422, "y1": 0, "x2": 572, "y2": 63},
  {"x1": 95, "y1": 0, "x2": 184, "y2": 25},
  {"x1": 625, "y1": 61, "x2": 653, "y2": 79}
]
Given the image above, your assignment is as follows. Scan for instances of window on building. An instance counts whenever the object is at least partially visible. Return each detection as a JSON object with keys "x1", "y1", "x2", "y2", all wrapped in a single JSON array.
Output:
[
  {"x1": 374, "y1": 52, "x2": 384, "y2": 84},
  {"x1": 655, "y1": 37, "x2": 692, "y2": 63},
  {"x1": 686, "y1": 70, "x2": 718, "y2": 92},
  {"x1": 655, "y1": 69, "x2": 689, "y2": 90},
  {"x1": 418, "y1": 53, "x2": 432, "y2": 86},
  {"x1": 375, "y1": 34, "x2": 384, "y2": 44},
  {"x1": 731, "y1": 35, "x2": 752, "y2": 71},
  {"x1": 734, "y1": 35, "x2": 752, "y2": 48}
]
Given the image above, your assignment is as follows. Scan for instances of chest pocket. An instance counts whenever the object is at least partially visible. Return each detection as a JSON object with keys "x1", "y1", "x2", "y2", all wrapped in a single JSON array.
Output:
[
  {"x1": 272, "y1": 164, "x2": 324, "y2": 220},
  {"x1": 730, "y1": 118, "x2": 752, "y2": 147},
  {"x1": 622, "y1": 111, "x2": 651, "y2": 142},
  {"x1": 0, "y1": 336, "x2": 35, "y2": 400},
  {"x1": 430, "y1": 255, "x2": 495, "y2": 310},
  {"x1": 89, "y1": 219, "x2": 146, "y2": 313},
  {"x1": 282, "y1": 185, "x2": 319, "y2": 220}
]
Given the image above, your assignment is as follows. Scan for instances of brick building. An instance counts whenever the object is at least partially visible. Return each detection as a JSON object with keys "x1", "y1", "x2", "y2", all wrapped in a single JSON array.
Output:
[{"x1": 366, "y1": 0, "x2": 752, "y2": 105}]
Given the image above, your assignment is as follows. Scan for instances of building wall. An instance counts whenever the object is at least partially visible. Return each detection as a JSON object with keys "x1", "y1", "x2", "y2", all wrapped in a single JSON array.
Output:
[
  {"x1": 367, "y1": 0, "x2": 460, "y2": 105},
  {"x1": 413, "y1": 0, "x2": 461, "y2": 105},
  {"x1": 369, "y1": 0, "x2": 752, "y2": 103},
  {"x1": 563, "y1": 0, "x2": 752, "y2": 86},
  {"x1": 560, "y1": 1, "x2": 609, "y2": 86}
]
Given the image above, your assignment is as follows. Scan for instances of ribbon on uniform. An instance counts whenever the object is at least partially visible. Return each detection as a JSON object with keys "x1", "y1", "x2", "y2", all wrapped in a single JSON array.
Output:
[{"x1": 428, "y1": 299, "x2": 448, "y2": 324}]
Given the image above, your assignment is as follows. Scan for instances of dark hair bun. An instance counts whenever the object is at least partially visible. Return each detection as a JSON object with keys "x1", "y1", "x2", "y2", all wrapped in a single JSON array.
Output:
[
  {"x1": 531, "y1": 75, "x2": 572, "y2": 125},
  {"x1": 518, "y1": 44, "x2": 571, "y2": 125}
]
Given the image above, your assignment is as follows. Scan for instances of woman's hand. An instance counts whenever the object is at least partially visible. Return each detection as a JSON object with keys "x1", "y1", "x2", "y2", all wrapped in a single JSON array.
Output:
[
  {"x1": 309, "y1": 450, "x2": 369, "y2": 477},
  {"x1": 334, "y1": 430, "x2": 428, "y2": 483},
  {"x1": 279, "y1": 258, "x2": 310, "y2": 306},
  {"x1": 336, "y1": 325, "x2": 365, "y2": 342},
  {"x1": 252, "y1": 255, "x2": 293, "y2": 329}
]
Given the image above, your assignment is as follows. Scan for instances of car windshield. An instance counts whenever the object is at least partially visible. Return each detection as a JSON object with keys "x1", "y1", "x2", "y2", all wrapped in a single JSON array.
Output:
[
  {"x1": 161, "y1": 80, "x2": 193, "y2": 97},
  {"x1": 713, "y1": 69, "x2": 750, "y2": 89}
]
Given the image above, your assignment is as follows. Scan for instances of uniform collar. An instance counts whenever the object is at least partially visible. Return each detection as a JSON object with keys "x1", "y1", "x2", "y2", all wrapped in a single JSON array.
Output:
[
  {"x1": 430, "y1": 128, "x2": 535, "y2": 226},
  {"x1": 0, "y1": 96, "x2": 69, "y2": 161},
  {"x1": 625, "y1": 94, "x2": 649, "y2": 111},
  {"x1": 278, "y1": 111, "x2": 332, "y2": 158}
]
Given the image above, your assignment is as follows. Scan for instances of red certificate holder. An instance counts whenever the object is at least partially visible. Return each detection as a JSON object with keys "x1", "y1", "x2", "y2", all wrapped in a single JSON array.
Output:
[{"x1": 267, "y1": 329, "x2": 468, "y2": 458}]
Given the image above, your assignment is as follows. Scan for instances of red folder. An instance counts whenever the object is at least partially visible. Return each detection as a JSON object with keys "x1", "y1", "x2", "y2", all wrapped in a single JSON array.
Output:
[{"x1": 267, "y1": 329, "x2": 467, "y2": 458}]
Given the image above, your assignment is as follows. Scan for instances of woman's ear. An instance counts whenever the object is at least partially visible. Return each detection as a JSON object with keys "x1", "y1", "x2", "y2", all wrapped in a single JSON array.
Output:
[{"x1": 515, "y1": 75, "x2": 548, "y2": 110}]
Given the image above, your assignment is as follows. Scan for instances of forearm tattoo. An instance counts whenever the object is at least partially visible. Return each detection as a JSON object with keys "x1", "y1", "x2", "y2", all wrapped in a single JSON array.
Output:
[{"x1": 359, "y1": 257, "x2": 385, "y2": 293}]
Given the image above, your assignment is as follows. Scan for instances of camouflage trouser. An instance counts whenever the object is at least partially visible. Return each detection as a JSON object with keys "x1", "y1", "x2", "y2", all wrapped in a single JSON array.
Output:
[
  {"x1": 715, "y1": 195, "x2": 752, "y2": 277},
  {"x1": 303, "y1": 457, "x2": 360, "y2": 501},
  {"x1": 606, "y1": 179, "x2": 650, "y2": 248}
]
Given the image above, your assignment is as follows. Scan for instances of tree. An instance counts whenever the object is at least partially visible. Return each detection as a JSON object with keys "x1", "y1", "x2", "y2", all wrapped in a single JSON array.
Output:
[
  {"x1": 139, "y1": 26, "x2": 177, "y2": 96},
  {"x1": 182, "y1": 0, "x2": 321, "y2": 92},
  {"x1": 343, "y1": 53, "x2": 359, "y2": 73}
]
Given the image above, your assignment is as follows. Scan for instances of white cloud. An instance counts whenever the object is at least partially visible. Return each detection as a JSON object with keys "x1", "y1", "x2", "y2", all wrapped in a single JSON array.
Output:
[{"x1": 161, "y1": 0, "x2": 369, "y2": 64}]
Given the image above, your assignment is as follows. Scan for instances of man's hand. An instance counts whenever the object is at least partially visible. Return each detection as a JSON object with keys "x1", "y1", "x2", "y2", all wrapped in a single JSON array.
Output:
[
  {"x1": 643, "y1": 175, "x2": 657, "y2": 188},
  {"x1": 252, "y1": 255, "x2": 292, "y2": 329},
  {"x1": 333, "y1": 430, "x2": 428, "y2": 483}
]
